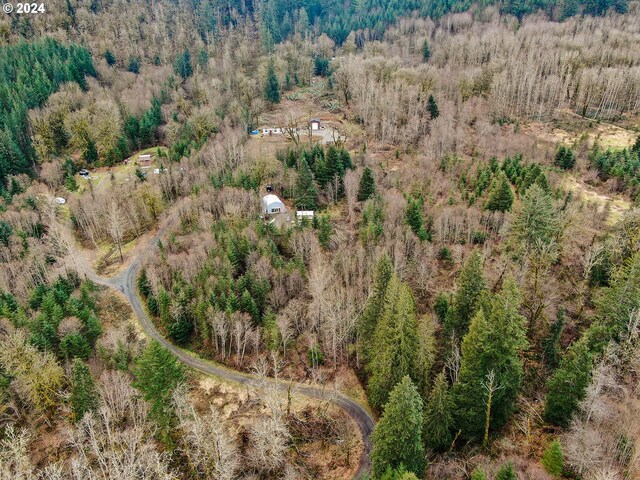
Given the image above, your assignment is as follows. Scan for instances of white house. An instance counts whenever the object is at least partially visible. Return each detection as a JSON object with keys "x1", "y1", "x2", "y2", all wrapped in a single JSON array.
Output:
[
  {"x1": 262, "y1": 194, "x2": 285, "y2": 214},
  {"x1": 310, "y1": 119, "x2": 321, "y2": 131}
]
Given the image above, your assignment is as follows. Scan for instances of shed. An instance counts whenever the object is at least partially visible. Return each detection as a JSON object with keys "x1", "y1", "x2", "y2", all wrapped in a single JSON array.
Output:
[
  {"x1": 296, "y1": 210, "x2": 315, "y2": 220},
  {"x1": 262, "y1": 194, "x2": 285, "y2": 214},
  {"x1": 310, "y1": 119, "x2": 321, "y2": 131},
  {"x1": 138, "y1": 153, "x2": 154, "y2": 166}
]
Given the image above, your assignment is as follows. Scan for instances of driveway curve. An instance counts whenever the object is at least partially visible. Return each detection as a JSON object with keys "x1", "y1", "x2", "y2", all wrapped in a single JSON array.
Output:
[{"x1": 77, "y1": 212, "x2": 375, "y2": 478}]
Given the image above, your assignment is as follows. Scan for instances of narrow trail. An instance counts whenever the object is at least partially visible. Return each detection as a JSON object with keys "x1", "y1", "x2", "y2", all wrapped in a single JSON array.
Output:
[{"x1": 75, "y1": 212, "x2": 375, "y2": 478}]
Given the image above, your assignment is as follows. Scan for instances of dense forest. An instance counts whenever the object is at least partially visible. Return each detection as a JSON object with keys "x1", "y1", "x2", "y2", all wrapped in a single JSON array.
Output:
[
  {"x1": 0, "y1": 39, "x2": 94, "y2": 187},
  {"x1": 1, "y1": 0, "x2": 640, "y2": 479}
]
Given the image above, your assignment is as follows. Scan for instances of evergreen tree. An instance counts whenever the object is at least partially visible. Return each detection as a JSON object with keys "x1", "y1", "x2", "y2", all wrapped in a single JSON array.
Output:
[
  {"x1": 317, "y1": 215, "x2": 333, "y2": 249},
  {"x1": 422, "y1": 40, "x2": 431, "y2": 61},
  {"x1": 541, "y1": 440, "x2": 564, "y2": 478},
  {"x1": 133, "y1": 340, "x2": 185, "y2": 426},
  {"x1": 359, "y1": 254, "x2": 393, "y2": 365},
  {"x1": 127, "y1": 56, "x2": 140, "y2": 74},
  {"x1": 357, "y1": 166, "x2": 376, "y2": 201},
  {"x1": 405, "y1": 194, "x2": 429, "y2": 241},
  {"x1": 69, "y1": 359, "x2": 98, "y2": 422},
  {"x1": 560, "y1": 0, "x2": 579, "y2": 19},
  {"x1": 380, "y1": 467, "x2": 419, "y2": 480},
  {"x1": 294, "y1": 158, "x2": 318, "y2": 210},
  {"x1": 168, "y1": 316, "x2": 194, "y2": 345},
  {"x1": 104, "y1": 49, "x2": 116, "y2": 66},
  {"x1": 367, "y1": 276, "x2": 421, "y2": 409},
  {"x1": 434, "y1": 292, "x2": 450, "y2": 324},
  {"x1": 83, "y1": 139, "x2": 98, "y2": 164},
  {"x1": 427, "y1": 94, "x2": 439, "y2": 119},
  {"x1": 0, "y1": 221, "x2": 13, "y2": 247},
  {"x1": 554, "y1": 145, "x2": 576, "y2": 170},
  {"x1": 445, "y1": 251, "x2": 486, "y2": 339},
  {"x1": 484, "y1": 172, "x2": 514, "y2": 212},
  {"x1": 453, "y1": 278, "x2": 527, "y2": 440},
  {"x1": 543, "y1": 337, "x2": 593, "y2": 426},
  {"x1": 542, "y1": 309, "x2": 565, "y2": 369},
  {"x1": 371, "y1": 376, "x2": 425, "y2": 479},
  {"x1": 174, "y1": 49, "x2": 193, "y2": 80},
  {"x1": 593, "y1": 251, "x2": 640, "y2": 343},
  {"x1": 60, "y1": 333, "x2": 92, "y2": 360},
  {"x1": 423, "y1": 371, "x2": 455, "y2": 452},
  {"x1": 138, "y1": 269, "x2": 151, "y2": 298},
  {"x1": 470, "y1": 468, "x2": 488, "y2": 480},
  {"x1": 496, "y1": 462, "x2": 517, "y2": 480},
  {"x1": 264, "y1": 61, "x2": 281, "y2": 104},
  {"x1": 510, "y1": 184, "x2": 562, "y2": 254}
]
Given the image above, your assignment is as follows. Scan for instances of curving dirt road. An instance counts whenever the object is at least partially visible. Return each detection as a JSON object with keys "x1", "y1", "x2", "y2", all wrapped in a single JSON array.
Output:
[{"x1": 76, "y1": 212, "x2": 375, "y2": 478}]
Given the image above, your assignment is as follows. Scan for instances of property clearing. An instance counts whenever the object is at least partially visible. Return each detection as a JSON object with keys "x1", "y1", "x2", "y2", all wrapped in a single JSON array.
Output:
[{"x1": 563, "y1": 175, "x2": 631, "y2": 225}]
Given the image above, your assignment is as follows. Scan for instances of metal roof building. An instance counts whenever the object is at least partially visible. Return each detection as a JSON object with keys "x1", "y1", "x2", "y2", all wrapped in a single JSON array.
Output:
[{"x1": 262, "y1": 194, "x2": 285, "y2": 214}]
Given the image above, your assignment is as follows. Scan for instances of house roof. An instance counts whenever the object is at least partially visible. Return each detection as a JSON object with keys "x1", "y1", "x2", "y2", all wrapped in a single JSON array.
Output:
[{"x1": 262, "y1": 194, "x2": 283, "y2": 205}]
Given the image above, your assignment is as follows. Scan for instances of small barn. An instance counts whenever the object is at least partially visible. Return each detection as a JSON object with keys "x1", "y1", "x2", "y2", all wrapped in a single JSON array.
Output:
[
  {"x1": 262, "y1": 194, "x2": 285, "y2": 214},
  {"x1": 310, "y1": 119, "x2": 321, "y2": 131},
  {"x1": 138, "y1": 153, "x2": 154, "y2": 167}
]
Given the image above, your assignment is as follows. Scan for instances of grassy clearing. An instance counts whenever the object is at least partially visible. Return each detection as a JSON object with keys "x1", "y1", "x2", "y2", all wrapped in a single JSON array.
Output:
[
  {"x1": 73, "y1": 146, "x2": 168, "y2": 196},
  {"x1": 563, "y1": 175, "x2": 631, "y2": 225}
]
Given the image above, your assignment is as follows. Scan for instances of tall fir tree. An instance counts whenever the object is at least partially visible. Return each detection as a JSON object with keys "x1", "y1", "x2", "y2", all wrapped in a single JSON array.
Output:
[
  {"x1": 173, "y1": 49, "x2": 193, "y2": 80},
  {"x1": 543, "y1": 337, "x2": 593, "y2": 426},
  {"x1": 104, "y1": 49, "x2": 116, "y2": 66},
  {"x1": 357, "y1": 166, "x2": 376, "y2": 201},
  {"x1": 127, "y1": 56, "x2": 140, "y2": 74},
  {"x1": 264, "y1": 61, "x2": 281, "y2": 104},
  {"x1": 83, "y1": 139, "x2": 98, "y2": 164},
  {"x1": 423, "y1": 371, "x2": 455, "y2": 452},
  {"x1": 69, "y1": 359, "x2": 98, "y2": 422},
  {"x1": 541, "y1": 440, "x2": 564, "y2": 478},
  {"x1": 359, "y1": 254, "x2": 393, "y2": 366},
  {"x1": 367, "y1": 276, "x2": 421, "y2": 409},
  {"x1": 133, "y1": 340, "x2": 185, "y2": 426},
  {"x1": 445, "y1": 251, "x2": 486, "y2": 340},
  {"x1": 510, "y1": 184, "x2": 562, "y2": 255},
  {"x1": 405, "y1": 194, "x2": 429, "y2": 241},
  {"x1": 137, "y1": 268, "x2": 152, "y2": 298},
  {"x1": 317, "y1": 215, "x2": 333, "y2": 249},
  {"x1": 295, "y1": 158, "x2": 318, "y2": 210},
  {"x1": 542, "y1": 309, "x2": 565, "y2": 369},
  {"x1": 453, "y1": 278, "x2": 527, "y2": 440},
  {"x1": 422, "y1": 40, "x2": 431, "y2": 61},
  {"x1": 427, "y1": 94, "x2": 439, "y2": 119},
  {"x1": 544, "y1": 252, "x2": 640, "y2": 425},
  {"x1": 371, "y1": 376, "x2": 425, "y2": 479},
  {"x1": 484, "y1": 172, "x2": 514, "y2": 212}
]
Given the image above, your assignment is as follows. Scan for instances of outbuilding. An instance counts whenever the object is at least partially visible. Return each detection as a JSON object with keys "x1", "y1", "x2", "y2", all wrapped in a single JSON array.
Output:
[
  {"x1": 262, "y1": 194, "x2": 285, "y2": 214},
  {"x1": 296, "y1": 210, "x2": 314, "y2": 220},
  {"x1": 138, "y1": 153, "x2": 154, "y2": 167},
  {"x1": 310, "y1": 119, "x2": 321, "y2": 131}
]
